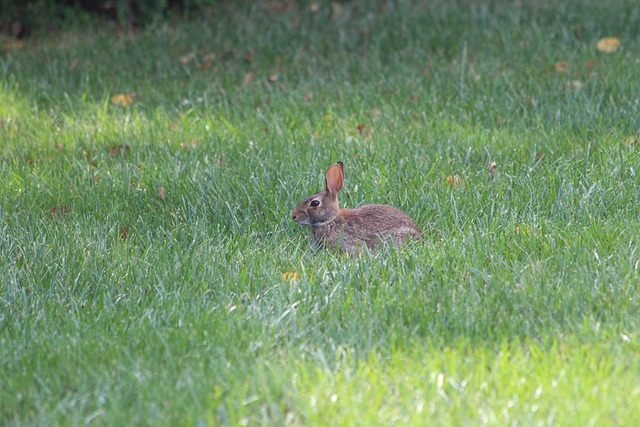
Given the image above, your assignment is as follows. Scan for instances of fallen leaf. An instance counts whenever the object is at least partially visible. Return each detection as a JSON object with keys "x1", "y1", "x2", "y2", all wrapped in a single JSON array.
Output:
[
  {"x1": 282, "y1": 272, "x2": 299, "y2": 282},
  {"x1": 244, "y1": 71, "x2": 255, "y2": 85},
  {"x1": 567, "y1": 80, "x2": 583, "y2": 90},
  {"x1": 110, "y1": 144, "x2": 131, "y2": 157},
  {"x1": 180, "y1": 140, "x2": 197, "y2": 150},
  {"x1": 303, "y1": 92, "x2": 312, "y2": 103},
  {"x1": 25, "y1": 156, "x2": 34, "y2": 168},
  {"x1": 180, "y1": 51, "x2": 196, "y2": 64},
  {"x1": 446, "y1": 175, "x2": 464, "y2": 188},
  {"x1": 120, "y1": 227, "x2": 129, "y2": 241},
  {"x1": 157, "y1": 186, "x2": 166, "y2": 200},
  {"x1": 51, "y1": 205, "x2": 72, "y2": 218},
  {"x1": 596, "y1": 37, "x2": 621, "y2": 53},
  {"x1": 356, "y1": 124, "x2": 373, "y2": 137},
  {"x1": 554, "y1": 61, "x2": 569, "y2": 73},
  {"x1": 110, "y1": 93, "x2": 137, "y2": 107},
  {"x1": 268, "y1": 73, "x2": 279, "y2": 83},
  {"x1": 55, "y1": 141, "x2": 63, "y2": 150},
  {"x1": 489, "y1": 161, "x2": 497, "y2": 179}
]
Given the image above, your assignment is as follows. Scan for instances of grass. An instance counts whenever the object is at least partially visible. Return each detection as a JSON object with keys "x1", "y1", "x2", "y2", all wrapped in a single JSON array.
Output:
[{"x1": 1, "y1": 0, "x2": 640, "y2": 424}]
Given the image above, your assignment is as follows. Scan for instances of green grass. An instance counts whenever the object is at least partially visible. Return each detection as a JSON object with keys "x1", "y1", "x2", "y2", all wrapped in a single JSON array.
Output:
[{"x1": 1, "y1": 0, "x2": 640, "y2": 425}]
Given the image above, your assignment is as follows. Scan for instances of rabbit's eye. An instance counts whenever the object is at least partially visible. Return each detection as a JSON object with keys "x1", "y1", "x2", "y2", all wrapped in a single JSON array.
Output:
[{"x1": 310, "y1": 200, "x2": 320, "y2": 207}]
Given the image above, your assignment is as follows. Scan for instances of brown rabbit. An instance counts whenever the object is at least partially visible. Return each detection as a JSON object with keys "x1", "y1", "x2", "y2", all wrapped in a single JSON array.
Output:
[{"x1": 292, "y1": 161, "x2": 421, "y2": 253}]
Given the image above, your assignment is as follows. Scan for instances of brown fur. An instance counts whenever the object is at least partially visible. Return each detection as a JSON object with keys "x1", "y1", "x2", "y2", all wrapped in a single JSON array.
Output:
[{"x1": 291, "y1": 161, "x2": 421, "y2": 253}]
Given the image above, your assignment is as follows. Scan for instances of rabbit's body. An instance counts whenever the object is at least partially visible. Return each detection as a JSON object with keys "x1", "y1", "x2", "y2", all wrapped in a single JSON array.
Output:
[
  {"x1": 292, "y1": 161, "x2": 421, "y2": 253},
  {"x1": 310, "y1": 204, "x2": 421, "y2": 251}
]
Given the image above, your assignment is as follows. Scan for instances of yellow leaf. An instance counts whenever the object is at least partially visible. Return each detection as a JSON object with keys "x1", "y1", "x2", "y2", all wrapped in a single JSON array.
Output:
[
  {"x1": 554, "y1": 61, "x2": 569, "y2": 73},
  {"x1": 282, "y1": 272, "x2": 299, "y2": 282},
  {"x1": 446, "y1": 175, "x2": 464, "y2": 188},
  {"x1": 110, "y1": 93, "x2": 136, "y2": 107},
  {"x1": 180, "y1": 51, "x2": 196, "y2": 64},
  {"x1": 596, "y1": 37, "x2": 621, "y2": 53}
]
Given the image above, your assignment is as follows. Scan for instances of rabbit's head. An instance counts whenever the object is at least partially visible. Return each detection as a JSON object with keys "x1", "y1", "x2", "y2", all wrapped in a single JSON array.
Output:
[{"x1": 292, "y1": 161, "x2": 344, "y2": 226}]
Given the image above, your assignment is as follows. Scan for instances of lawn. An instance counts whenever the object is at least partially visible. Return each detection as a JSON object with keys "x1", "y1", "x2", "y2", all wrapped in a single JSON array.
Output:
[{"x1": 1, "y1": 0, "x2": 640, "y2": 425}]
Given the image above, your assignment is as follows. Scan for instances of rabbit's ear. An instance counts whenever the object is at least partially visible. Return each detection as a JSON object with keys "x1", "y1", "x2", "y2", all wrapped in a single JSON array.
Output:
[{"x1": 325, "y1": 162, "x2": 344, "y2": 196}]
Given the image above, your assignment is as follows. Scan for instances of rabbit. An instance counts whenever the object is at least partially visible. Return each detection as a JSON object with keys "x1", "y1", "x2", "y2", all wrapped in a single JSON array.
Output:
[{"x1": 292, "y1": 161, "x2": 422, "y2": 253}]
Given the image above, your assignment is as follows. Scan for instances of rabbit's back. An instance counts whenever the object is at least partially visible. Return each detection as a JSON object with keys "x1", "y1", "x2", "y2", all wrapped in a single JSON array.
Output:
[{"x1": 311, "y1": 204, "x2": 421, "y2": 252}]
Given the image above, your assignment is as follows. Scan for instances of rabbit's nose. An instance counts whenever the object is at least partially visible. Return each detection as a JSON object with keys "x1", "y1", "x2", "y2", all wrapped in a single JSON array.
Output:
[{"x1": 291, "y1": 211, "x2": 297, "y2": 220}]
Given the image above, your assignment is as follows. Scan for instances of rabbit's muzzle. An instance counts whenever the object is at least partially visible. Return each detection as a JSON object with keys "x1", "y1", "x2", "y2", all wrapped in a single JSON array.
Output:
[{"x1": 291, "y1": 211, "x2": 309, "y2": 225}]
